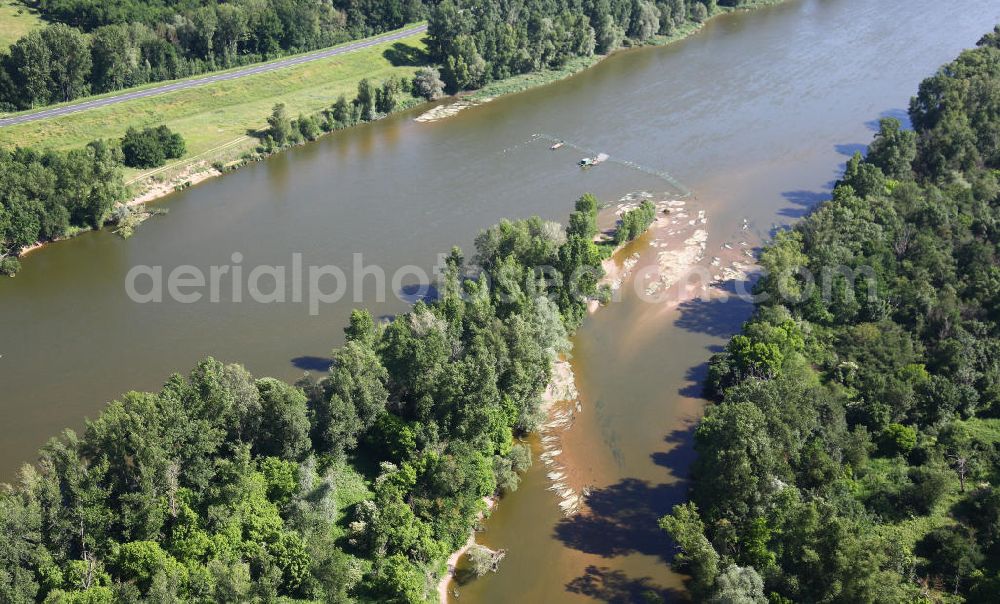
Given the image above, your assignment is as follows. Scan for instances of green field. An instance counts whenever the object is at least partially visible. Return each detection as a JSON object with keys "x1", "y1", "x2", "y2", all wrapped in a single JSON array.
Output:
[
  {"x1": 0, "y1": 0, "x2": 44, "y2": 48},
  {"x1": 0, "y1": 26, "x2": 430, "y2": 178}
]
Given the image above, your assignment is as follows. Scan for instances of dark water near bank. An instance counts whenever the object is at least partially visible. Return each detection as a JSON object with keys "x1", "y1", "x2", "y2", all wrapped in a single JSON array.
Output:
[{"x1": 2, "y1": 0, "x2": 999, "y2": 600}]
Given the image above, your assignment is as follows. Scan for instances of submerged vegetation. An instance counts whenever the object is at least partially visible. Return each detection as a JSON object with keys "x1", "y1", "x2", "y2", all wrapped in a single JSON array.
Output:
[
  {"x1": 662, "y1": 26, "x2": 1000, "y2": 602},
  {"x1": 0, "y1": 195, "x2": 618, "y2": 602}
]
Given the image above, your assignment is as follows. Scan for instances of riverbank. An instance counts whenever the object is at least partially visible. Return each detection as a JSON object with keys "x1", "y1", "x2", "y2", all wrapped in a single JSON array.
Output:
[
  {"x1": 17, "y1": 163, "x2": 224, "y2": 259},
  {"x1": 435, "y1": 195, "x2": 704, "y2": 600},
  {"x1": 436, "y1": 496, "x2": 498, "y2": 603},
  {"x1": 10, "y1": 1, "x2": 788, "y2": 265},
  {"x1": 466, "y1": 0, "x2": 789, "y2": 102}
]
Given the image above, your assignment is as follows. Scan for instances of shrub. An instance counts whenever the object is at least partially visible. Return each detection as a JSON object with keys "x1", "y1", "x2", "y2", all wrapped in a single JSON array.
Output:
[
  {"x1": 903, "y1": 463, "x2": 951, "y2": 514},
  {"x1": 881, "y1": 423, "x2": 917, "y2": 456},
  {"x1": 297, "y1": 113, "x2": 320, "y2": 141},
  {"x1": 121, "y1": 125, "x2": 186, "y2": 168},
  {"x1": 614, "y1": 200, "x2": 657, "y2": 244},
  {"x1": 413, "y1": 68, "x2": 445, "y2": 100},
  {"x1": 1, "y1": 257, "x2": 22, "y2": 276}
]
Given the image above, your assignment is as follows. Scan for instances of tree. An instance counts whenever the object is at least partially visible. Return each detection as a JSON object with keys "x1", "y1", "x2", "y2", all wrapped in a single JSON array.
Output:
[
  {"x1": 120, "y1": 128, "x2": 162, "y2": 168},
  {"x1": 154, "y1": 125, "x2": 186, "y2": 159},
  {"x1": 556, "y1": 233, "x2": 604, "y2": 327},
  {"x1": 5, "y1": 28, "x2": 56, "y2": 107},
  {"x1": 567, "y1": 193, "x2": 599, "y2": 239},
  {"x1": 466, "y1": 544, "x2": 505, "y2": 576},
  {"x1": 660, "y1": 503, "x2": 720, "y2": 598},
  {"x1": 615, "y1": 200, "x2": 657, "y2": 244},
  {"x1": 413, "y1": 67, "x2": 445, "y2": 100},
  {"x1": 90, "y1": 24, "x2": 144, "y2": 93},
  {"x1": 375, "y1": 79, "x2": 398, "y2": 114},
  {"x1": 629, "y1": 2, "x2": 661, "y2": 42},
  {"x1": 314, "y1": 341, "x2": 389, "y2": 456},
  {"x1": 709, "y1": 565, "x2": 767, "y2": 604},
  {"x1": 880, "y1": 423, "x2": 917, "y2": 455},
  {"x1": 296, "y1": 113, "x2": 320, "y2": 141},
  {"x1": 0, "y1": 492, "x2": 43, "y2": 602},
  {"x1": 354, "y1": 78, "x2": 376, "y2": 121},
  {"x1": 44, "y1": 24, "x2": 92, "y2": 102},
  {"x1": 841, "y1": 152, "x2": 886, "y2": 198},
  {"x1": 266, "y1": 103, "x2": 292, "y2": 145},
  {"x1": 442, "y1": 34, "x2": 486, "y2": 92},
  {"x1": 368, "y1": 553, "x2": 426, "y2": 602},
  {"x1": 918, "y1": 526, "x2": 984, "y2": 595},
  {"x1": 112, "y1": 540, "x2": 186, "y2": 595},
  {"x1": 691, "y1": 3, "x2": 709, "y2": 23},
  {"x1": 330, "y1": 95, "x2": 353, "y2": 126},
  {"x1": 120, "y1": 125, "x2": 185, "y2": 168},
  {"x1": 595, "y1": 14, "x2": 625, "y2": 54},
  {"x1": 865, "y1": 118, "x2": 917, "y2": 180},
  {"x1": 692, "y1": 402, "x2": 778, "y2": 521},
  {"x1": 255, "y1": 378, "x2": 311, "y2": 460},
  {"x1": 121, "y1": 126, "x2": 163, "y2": 168}
]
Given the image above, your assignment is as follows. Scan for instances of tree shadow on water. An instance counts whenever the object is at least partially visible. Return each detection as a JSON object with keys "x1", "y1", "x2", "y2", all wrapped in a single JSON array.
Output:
[
  {"x1": 554, "y1": 478, "x2": 686, "y2": 562},
  {"x1": 566, "y1": 565, "x2": 688, "y2": 603},
  {"x1": 673, "y1": 295, "x2": 753, "y2": 339},
  {"x1": 290, "y1": 356, "x2": 332, "y2": 372},
  {"x1": 650, "y1": 423, "x2": 698, "y2": 484},
  {"x1": 866, "y1": 108, "x2": 910, "y2": 131},
  {"x1": 383, "y1": 42, "x2": 429, "y2": 67},
  {"x1": 834, "y1": 143, "x2": 867, "y2": 158},
  {"x1": 396, "y1": 283, "x2": 439, "y2": 304},
  {"x1": 779, "y1": 189, "x2": 829, "y2": 219},
  {"x1": 678, "y1": 361, "x2": 710, "y2": 399}
]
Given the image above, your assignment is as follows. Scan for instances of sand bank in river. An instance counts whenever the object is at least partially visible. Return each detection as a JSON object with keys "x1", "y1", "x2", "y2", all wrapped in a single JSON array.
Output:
[
  {"x1": 435, "y1": 193, "x2": 765, "y2": 600},
  {"x1": 546, "y1": 195, "x2": 709, "y2": 512},
  {"x1": 541, "y1": 193, "x2": 764, "y2": 513},
  {"x1": 414, "y1": 97, "x2": 493, "y2": 123}
]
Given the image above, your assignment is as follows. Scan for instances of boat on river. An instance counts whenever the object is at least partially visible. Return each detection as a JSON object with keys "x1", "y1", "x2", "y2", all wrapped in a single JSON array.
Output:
[
  {"x1": 550, "y1": 141, "x2": 564, "y2": 149},
  {"x1": 578, "y1": 152, "x2": 609, "y2": 167}
]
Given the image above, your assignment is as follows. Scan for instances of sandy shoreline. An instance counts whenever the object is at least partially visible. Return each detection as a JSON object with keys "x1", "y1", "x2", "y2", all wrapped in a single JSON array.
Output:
[
  {"x1": 436, "y1": 196, "x2": 711, "y2": 600},
  {"x1": 538, "y1": 191, "x2": 765, "y2": 518},
  {"x1": 18, "y1": 163, "x2": 221, "y2": 259},
  {"x1": 436, "y1": 496, "x2": 496, "y2": 602},
  {"x1": 535, "y1": 193, "x2": 762, "y2": 515}
]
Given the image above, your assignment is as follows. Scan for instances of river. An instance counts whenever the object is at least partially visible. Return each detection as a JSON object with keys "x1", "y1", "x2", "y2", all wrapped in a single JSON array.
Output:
[{"x1": 2, "y1": 0, "x2": 999, "y2": 600}]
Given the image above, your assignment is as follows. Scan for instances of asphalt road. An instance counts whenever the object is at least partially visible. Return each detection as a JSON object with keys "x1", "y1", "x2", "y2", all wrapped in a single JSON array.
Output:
[{"x1": 0, "y1": 24, "x2": 428, "y2": 128}]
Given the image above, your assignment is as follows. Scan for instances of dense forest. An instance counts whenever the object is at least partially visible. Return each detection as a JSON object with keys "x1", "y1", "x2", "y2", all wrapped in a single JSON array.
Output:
[
  {"x1": 0, "y1": 0, "x2": 763, "y2": 110},
  {"x1": 0, "y1": 0, "x2": 424, "y2": 110},
  {"x1": 426, "y1": 0, "x2": 757, "y2": 91},
  {"x1": 661, "y1": 26, "x2": 1000, "y2": 602},
  {"x1": 0, "y1": 194, "x2": 621, "y2": 601}
]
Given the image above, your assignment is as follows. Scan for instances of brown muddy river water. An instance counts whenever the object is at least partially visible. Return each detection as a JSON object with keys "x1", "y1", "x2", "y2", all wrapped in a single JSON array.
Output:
[{"x1": 3, "y1": 0, "x2": 999, "y2": 600}]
